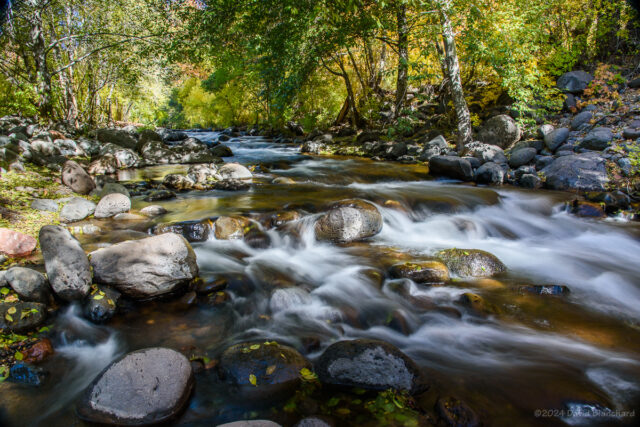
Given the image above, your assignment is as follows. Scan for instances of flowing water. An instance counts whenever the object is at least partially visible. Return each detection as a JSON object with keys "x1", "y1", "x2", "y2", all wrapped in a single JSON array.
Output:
[{"x1": 2, "y1": 132, "x2": 640, "y2": 426}]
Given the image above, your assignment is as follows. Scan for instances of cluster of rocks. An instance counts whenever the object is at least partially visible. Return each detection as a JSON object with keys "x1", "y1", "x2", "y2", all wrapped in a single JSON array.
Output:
[
  {"x1": 300, "y1": 70, "x2": 640, "y2": 218},
  {"x1": 0, "y1": 119, "x2": 235, "y2": 175}
]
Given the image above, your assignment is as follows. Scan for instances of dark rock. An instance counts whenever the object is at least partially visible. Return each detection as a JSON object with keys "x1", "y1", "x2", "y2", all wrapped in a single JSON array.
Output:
[
  {"x1": 195, "y1": 277, "x2": 227, "y2": 295},
  {"x1": 218, "y1": 341, "x2": 310, "y2": 399},
  {"x1": 315, "y1": 339, "x2": 423, "y2": 394},
  {"x1": 95, "y1": 193, "x2": 131, "y2": 219},
  {"x1": 564, "y1": 93, "x2": 577, "y2": 111},
  {"x1": 535, "y1": 156, "x2": 554, "y2": 170},
  {"x1": 463, "y1": 156, "x2": 481, "y2": 169},
  {"x1": 475, "y1": 162, "x2": 505, "y2": 185},
  {"x1": 519, "y1": 285, "x2": 570, "y2": 296},
  {"x1": 62, "y1": 161, "x2": 95, "y2": 195},
  {"x1": 97, "y1": 183, "x2": 130, "y2": 198},
  {"x1": 509, "y1": 148, "x2": 537, "y2": 168},
  {"x1": 436, "y1": 396, "x2": 479, "y2": 427},
  {"x1": 628, "y1": 78, "x2": 640, "y2": 89},
  {"x1": 429, "y1": 156, "x2": 474, "y2": 181},
  {"x1": 569, "y1": 200, "x2": 605, "y2": 218},
  {"x1": 163, "y1": 174, "x2": 194, "y2": 191},
  {"x1": 519, "y1": 174, "x2": 542, "y2": 189},
  {"x1": 77, "y1": 348, "x2": 194, "y2": 425},
  {"x1": 154, "y1": 219, "x2": 212, "y2": 242},
  {"x1": 39, "y1": 225, "x2": 91, "y2": 301},
  {"x1": 541, "y1": 152, "x2": 609, "y2": 191},
  {"x1": 382, "y1": 141, "x2": 408, "y2": 160},
  {"x1": 356, "y1": 131, "x2": 380, "y2": 144},
  {"x1": 622, "y1": 128, "x2": 640, "y2": 140},
  {"x1": 211, "y1": 179, "x2": 250, "y2": 191},
  {"x1": 557, "y1": 71, "x2": 593, "y2": 94},
  {"x1": 9, "y1": 363, "x2": 48, "y2": 386},
  {"x1": 89, "y1": 233, "x2": 198, "y2": 299},
  {"x1": 97, "y1": 129, "x2": 138, "y2": 150},
  {"x1": 84, "y1": 286, "x2": 120, "y2": 324},
  {"x1": 23, "y1": 338, "x2": 54, "y2": 364},
  {"x1": 211, "y1": 144, "x2": 233, "y2": 157},
  {"x1": 571, "y1": 111, "x2": 593, "y2": 130},
  {"x1": 0, "y1": 302, "x2": 46, "y2": 333},
  {"x1": 60, "y1": 197, "x2": 96, "y2": 222},
  {"x1": 436, "y1": 249, "x2": 506, "y2": 277},
  {"x1": 5, "y1": 267, "x2": 50, "y2": 303},
  {"x1": 388, "y1": 261, "x2": 450, "y2": 284},
  {"x1": 544, "y1": 128, "x2": 570, "y2": 151},
  {"x1": 164, "y1": 131, "x2": 189, "y2": 142},
  {"x1": 477, "y1": 115, "x2": 521, "y2": 149},
  {"x1": 580, "y1": 127, "x2": 613, "y2": 150},
  {"x1": 144, "y1": 190, "x2": 176, "y2": 202},
  {"x1": 314, "y1": 199, "x2": 383, "y2": 243}
]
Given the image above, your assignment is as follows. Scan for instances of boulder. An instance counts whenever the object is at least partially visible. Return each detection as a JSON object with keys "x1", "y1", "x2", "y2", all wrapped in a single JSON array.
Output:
[
  {"x1": 509, "y1": 148, "x2": 537, "y2": 168},
  {"x1": 39, "y1": 225, "x2": 91, "y2": 301},
  {"x1": 77, "y1": 348, "x2": 194, "y2": 425},
  {"x1": 218, "y1": 341, "x2": 310, "y2": 399},
  {"x1": 436, "y1": 249, "x2": 506, "y2": 278},
  {"x1": 628, "y1": 78, "x2": 640, "y2": 89},
  {"x1": 89, "y1": 233, "x2": 198, "y2": 299},
  {"x1": 5, "y1": 267, "x2": 50, "y2": 303},
  {"x1": 519, "y1": 174, "x2": 542, "y2": 189},
  {"x1": 96, "y1": 128, "x2": 138, "y2": 150},
  {"x1": 477, "y1": 115, "x2": 521, "y2": 149},
  {"x1": 475, "y1": 162, "x2": 505, "y2": 185},
  {"x1": 0, "y1": 228, "x2": 37, "y2": 258},
  {"x1": 0, "y1": 302, "x2": 47, "y2": 333},
  {"x1": 31, "y1": 199, "x2": 59, "y2": 212},
  {"x1": 557, "y1": 71, "x2": 593, "y2": 94},
  {"x1": 314, "y1": 199, "x2": 383, "y2": 243},
  {"x1": 88, "y1": 155, "x2": 118, "y2": 175},
  {"x1": 94, "y1": 193, "x2": 131, "y2": 219},
  {"x1": 315, "y1": 339, "x2": 423, "y2": 394},
  {"x1": 60, "y1": 197, "x2": 96, "y2": 222},
  {"x1": 144, "y1": 190, "x2": 176, "y2": 202},
  {"x1": 218, "y1": 163, "x2": 252, "y2": 180},
  {"x1": 463, "y1": 142, "x2": 507, "y2": 164},
  {"x1": 571, "y1": 111, "x2": 593, "y2": 130},
  {"x1": 214, "y1": 216, "x2": 249, "y2": 240},
  {"x1": 541, "y1": 152, "x2": 609, "y2": 191},
  {"x1": 428, "y1": 156, "x2": 474, "y2": 181},
  {"x1": 623, "y1": 128, "x2": 640, "y2": 140},
  {"x1": 544, "y1": 128, "x2": 570, "y2": 152},
  {"x1": 537, "y1": 124, "x2": 554, "y2": 140},
  {"x1": 388, "y1": 261, "x2": 450, "y2": 284},
  {"x1": 211, "y1": 145, "x2": 233, "y2": 157},
  {"x1": 154, "y1": 219, "x2": 212, "y2": 242},
  {"x1": 163, "y1": 131, "x2": 188, "y2": 142},
  {"x1": 62, "y1": 161, "x2": 95, "y2": 194},
  {"x1": 187, "y1": 164, "x2": 219, "y2": 184},
  {"x1": 163, "y1": 174, "x2": 194, "y2": 191},
  {"x1": 580, "y1": 127, "x2": 613, "y2": 151}
]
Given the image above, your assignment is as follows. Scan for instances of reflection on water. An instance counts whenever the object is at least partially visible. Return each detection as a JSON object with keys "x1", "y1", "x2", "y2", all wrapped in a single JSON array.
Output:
[{"x1": 4, "y1": 132, "x2": 640, "y2": 426}]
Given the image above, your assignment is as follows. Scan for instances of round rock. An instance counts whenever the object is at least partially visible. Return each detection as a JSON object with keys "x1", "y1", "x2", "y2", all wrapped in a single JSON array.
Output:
[
  {"x1": 5, "y1": 267, "x2": 50, "y2": 303},
  {"x1": 95, "y1": 193, "x2": 131, "y2": 219},
  {"x1": 77, "y1": 348, "x2": 194, "y2": 425},
  {"x1": 315, "y1": 339, "x2": 423, "y2": 394},
  {"x1": 436, "y1": 249, "x2": 506, "y2": 278},
  {"x1": 60, "y1": 197, "x2": 96, "y2": 222},
  {"x1": 314, "y1": 199, "x2": 383, "y2": 243},
  {"x1": 61, "y1": 160, "x2": 95, "y2": 195},
  {"x1": 140, "y1": 205, "x2": 168, "y2": 217},
  {"x1": 388, "y1": 261, "x2": 450, "y2": 284}
]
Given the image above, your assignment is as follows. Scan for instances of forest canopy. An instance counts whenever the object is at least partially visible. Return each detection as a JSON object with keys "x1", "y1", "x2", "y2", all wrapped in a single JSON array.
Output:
[{"x1": 1, "y1": 0, "x2": 638, "y2": 133}]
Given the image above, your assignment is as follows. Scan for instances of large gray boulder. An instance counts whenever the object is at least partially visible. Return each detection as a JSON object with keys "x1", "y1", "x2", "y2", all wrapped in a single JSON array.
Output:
[
  {"x1": 95, "y1": 193, "x2": 131, "y2": 219},
  {"x1": 580, "y1": 127, "x2": 613, "y2": 151},
  {"x1": 96, "y1": 128, "x2": 138, "y2": 150},
  {"x1": 5, "y1": 267, "x2": 50, "y2": 303},
  {"x1": 557, "y1": 71, "x2": 593, "y2": 94},
  {"x1": 428, "y1": 156, "x2": 474, "y2": 181},
  {"x1": 39, "y1": 225, "x2": 91, "y2": 301},
  {"x1": 436, "y1": 248, "x2": 506, "y2": 278},
  {"x1": 477, "y1": 115, "x2": 521, "y2": 149},
  {"x1": 77, "y1": 348, "x2": 194, "y2": 425},
  {"x1": 541, "y1": 152, "x2": 609, "y2": 191},
  {"x1": 314, "y1": 199, "x2": 383, "y2": 243},
  {"x1": 509, "y1": 147, "x2": 537, "y2": 168},
  {"x1": 62, "y1": 160, "x2": 95, "y2": 195},
  {"x1": 218, "y1": 163, "x2": 252, "y2": 180},
  {"x1": 544, "y1": 128, "x2": 570, "y2": 152},
  {"x1": 463, "y1": 142, "x2": 507, "y2": 164},
  {"x1": 475, "y1": 162, "x2": 505, "y2": 185},
  {"x1": 60, "y1": 197, "x2": 96, "y2": 222},
  {"x1": 89, "y1": 233, "x2": 198, "y2": 299},
  {"x1": 571, "y1": 111, "x2": 593, "y2": 130},
  {"x1": 0, "y1": 302, "x2": 47, "y2": 333},
  {"x1": 315, "y1": 339, "x2": 423, "y2": 394}
]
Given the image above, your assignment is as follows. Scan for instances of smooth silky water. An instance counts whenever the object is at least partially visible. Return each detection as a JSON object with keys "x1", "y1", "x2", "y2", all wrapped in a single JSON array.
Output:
[{"x1": 3, "y1": 132, "x2": 640, "y2": 426}]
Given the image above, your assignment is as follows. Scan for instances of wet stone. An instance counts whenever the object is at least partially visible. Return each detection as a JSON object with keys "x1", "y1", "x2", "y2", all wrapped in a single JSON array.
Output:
[
  {"x1": 9, "y1": 363, "x2": 48, "y2": 386},
  {"x1": 84, "y1": 286, "x2": 121, "y2": 324},
  {"x1": 388, "y1": 261, "x2": 450, "y2": 284},
  {"x1": 436, "y1": 396, "x2": 480, "y2": 427},
  {"x1": 519, "y1": 285, "x2": 570, "y2": 296},
  {"x1": 4, "y1": 267, "x2": 50, "y2": 303},
  {"x1": 436, "y1": 249, "x2": 506, "y2": 278},
  {"x1": 0, "y1": 302, "x2": 46, "y2": 333}
]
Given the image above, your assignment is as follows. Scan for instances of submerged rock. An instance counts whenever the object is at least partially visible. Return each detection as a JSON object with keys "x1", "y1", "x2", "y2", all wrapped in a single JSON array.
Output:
[
  {"x1": 4, "y1": 267, "x2": 50, "y2": 303},
  {"x1": 89, "y1": 233, "x2": 198, "y2": 299},
  {"x1": 218, "y1": 341, "x2": 310, "y2": 399},
  {"x1": 154, "y1": 219, "x2": 213, "y2": 242},
  {"x1": 436, "y1": 396, "x2": 480, "y2": 427},
  {"x1": 314, "y1": 199, "x2": 383, "y2": 243},
  {"x1": 214, "y1": 216, "x2": 250, "y2": 240},
  {"x1": 39, "y1": 225, "x2": 91, "y2": 301},
  {"x1": 315, "y1": 339, "x2": 423, "y2": 394},
  {"x1": 0, "y1": 302, "x2": 46, "y2": 333},
  {"x1": 436, "y1": 249, "x2": 506, "y2": 278},
  {"x1": 519, "y1": 285, "x2": 570, "y2": 296},
  {"x1": 388, "y1": 261, "x2": 450, "y2": 284},
  {"x1": 9, "y1": 363, "x2": 48, "y2": 386},
  {"x1": 84, "y1": 286, "x2": 121, "y2": 324},
  {"x1": 77, "y1": 348, "x2": 194, "y2": 425},
  {"x1": 144, "y1": 189, "x2": 176, "y2": 202},
  {"x1": 140, "y1": 205, "x2": 167, "y2": 217}
]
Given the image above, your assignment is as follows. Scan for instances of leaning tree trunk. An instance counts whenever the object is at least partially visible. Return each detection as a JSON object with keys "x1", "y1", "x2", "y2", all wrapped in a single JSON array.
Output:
[
  {"x1": 29, "y1": 1, "x2": 54, "y2": 120},
  {"x1": 438, "y1": 0, "x2": 472, "y2": 151},
  {"x1": 394, "y1": 3, "x2": 409, "y2": 118}
]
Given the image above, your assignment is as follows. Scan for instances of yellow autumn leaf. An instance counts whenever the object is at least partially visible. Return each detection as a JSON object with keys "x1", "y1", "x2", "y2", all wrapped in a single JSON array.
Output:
[
  {"x1": 7, "y1": 307, "x2": 17, "y2": 314},
  {"x1": 5, "y1": 314, "x2": 13, "y2": 322},
  {"x1": 266, "y1": 365, "x2": 276, "y2": 375},
  {"x1": 249, "y1": 344, "x2": 260, "y2": 350},
  {"x1": 249, "y1": 374, "x2": 257, "y2": 386},
  {"x1": 93, "y1": 294, "x2": 104, "y2": 300}
]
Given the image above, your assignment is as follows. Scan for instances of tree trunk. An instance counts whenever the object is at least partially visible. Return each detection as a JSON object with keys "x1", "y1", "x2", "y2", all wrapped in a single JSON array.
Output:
[
  {"x1": 29, "y1": 1, "x2": 53, "y2": 120},
  {"x1": 337, "y1": 58, "x2": 362, "y2": 128},
  {"x1": 394, "y1": 2, "x2": 409, "y2": 118},
  {"x1": 438, "y1": 0, "x2": 472, "y2": 151}
]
